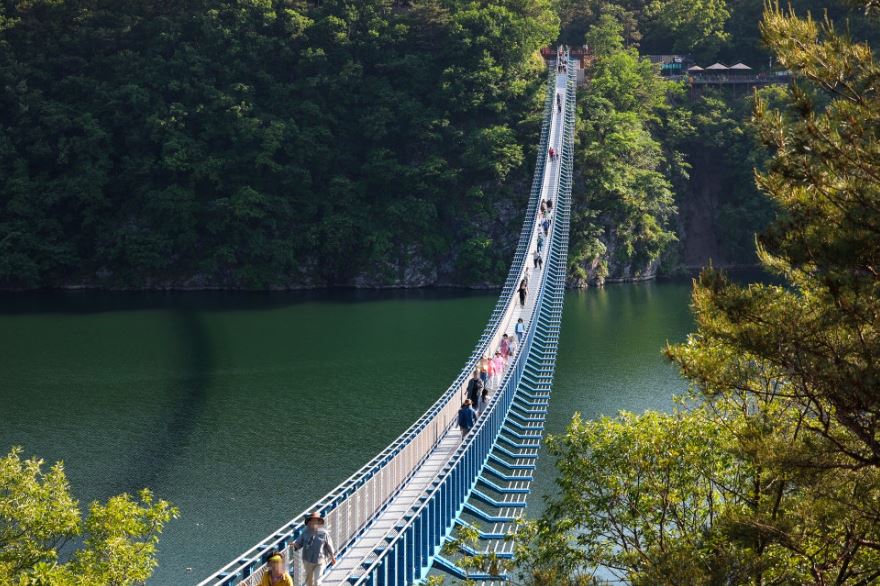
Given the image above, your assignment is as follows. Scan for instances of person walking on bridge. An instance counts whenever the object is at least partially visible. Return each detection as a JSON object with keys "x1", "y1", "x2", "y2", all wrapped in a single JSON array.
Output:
[
  {"x1": 293, "y1": 512, "x2": 336, "y2": 586},
  {"x1": 557, "y1": 92, "x2": 562, "y2": 112},
  {"x1": 458, "y1": 399, "x2": 477, "y2": 438},
  {"x1": 259, "y1": 551, "x2": 293, "y2": 586},
  {"x1": 478, "y1": 387, "x2": 490, "y2": 416},
  {"x1": 519, "y1": 278, "x2": 528, "y2": 307},
  {"x1": 533, "y1": 250, "x2": 543, "y2": 270},
  {"x1": 466, "y1": 370, "x2": 484, "y2": 407},
  {"x1": 492, "y1": 350, "x2": 504, "y2": 388},
  {"x1": 515, "y1": 318, "x2": 526, "y2": 344}
]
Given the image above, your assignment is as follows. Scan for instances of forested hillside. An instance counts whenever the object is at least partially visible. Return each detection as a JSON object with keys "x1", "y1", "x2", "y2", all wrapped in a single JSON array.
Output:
[
  {"x1": 2, "y1": 0, "x2": 876, "y2": 290},
  {"x1": 0, "y1": 0, "x2": 556, "y2": 289},
  {"x1": 563, "y1": 0, "x2": 876, "y2": 285},
  {"x1": 517, "y1": 2, "x2": 880, "y2": 582}
]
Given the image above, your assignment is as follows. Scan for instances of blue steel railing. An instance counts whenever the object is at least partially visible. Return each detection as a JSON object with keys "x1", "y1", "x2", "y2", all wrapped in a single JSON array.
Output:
[
  {"x1": 199, "y1": 65, "x2": 562, "y2": 586},
  {"x1": 432, "y1": 58, "x2": 576, "y2": 580},
  {"x1": 347, "y1": 57, "x2": 576, "y2": 585}
]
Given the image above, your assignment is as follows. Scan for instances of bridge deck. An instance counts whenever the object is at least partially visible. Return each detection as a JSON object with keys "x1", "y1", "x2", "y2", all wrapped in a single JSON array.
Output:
[{"x1": 326, "y1": 67, "x2": 570, "y2": 584}]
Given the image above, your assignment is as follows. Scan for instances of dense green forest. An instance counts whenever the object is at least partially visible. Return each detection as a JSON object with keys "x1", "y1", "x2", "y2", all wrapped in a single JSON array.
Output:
[
  {"x1": 563, "y1": 0, "x2": 873, "y2": 285},
  {"x1": 0, "y1": 0, "x2": 857, "y2": 290},
  {"x1": 0, "y1": 0, "x2": 556, "y2": 289},
  {"x1": 1, "y1": 0, "x2": 876, "y2": 291}
]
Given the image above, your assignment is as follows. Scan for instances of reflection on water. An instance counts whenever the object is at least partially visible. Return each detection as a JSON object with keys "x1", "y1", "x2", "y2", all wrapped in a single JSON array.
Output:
[
  {"x1": 0, "y1": 289, "x2": 496, "y2": 584},
  {"x1": 530, "y1": 282, "x2": 695, "y2": 513}
]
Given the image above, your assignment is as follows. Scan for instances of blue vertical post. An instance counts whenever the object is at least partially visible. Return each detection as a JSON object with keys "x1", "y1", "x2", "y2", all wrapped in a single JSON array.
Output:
[
  {"x1": 439, "y1": 480, "x2": 448, "y2": 536},
  {"x1": 419, "y1": 503, "x2": 429, "y2": 568},
  {"x1": 405, "y1": 525, "x2": 416, "y2": 584},
  {"x1": 395, "y1": 535, "x2": 405, "y2": 586},
  {"x1": 433, "y1": 492, "x2": 441, "y2": 552}
]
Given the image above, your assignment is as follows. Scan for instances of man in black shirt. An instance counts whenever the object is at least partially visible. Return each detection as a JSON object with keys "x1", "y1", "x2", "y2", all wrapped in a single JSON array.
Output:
[{"x1": 466, "y1": 370, "x2": 484, "y2": 406}]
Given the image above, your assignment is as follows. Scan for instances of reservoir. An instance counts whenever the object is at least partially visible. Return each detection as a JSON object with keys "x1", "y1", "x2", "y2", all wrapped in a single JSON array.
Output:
[{"x1": 0, "y1": 281, "x2": 693, "y2": 584}]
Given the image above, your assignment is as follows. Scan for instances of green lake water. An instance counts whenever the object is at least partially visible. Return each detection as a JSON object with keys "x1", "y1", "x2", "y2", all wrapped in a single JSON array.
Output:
[{"x1": 0, "y1": 281, "x2": 695, "y2": 584}]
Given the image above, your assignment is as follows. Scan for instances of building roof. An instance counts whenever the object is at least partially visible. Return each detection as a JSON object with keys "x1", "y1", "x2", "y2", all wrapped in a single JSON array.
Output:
[
  {"x1": 687, "y1": 65, "x2": 704, "y2": 72},
  {"x1": 646, "y1": 54, "x2": 689, "y2": 64},
  {"x1": 706, "y1": 62, "x2": 728, "y2": 70},
  {"x1": 729, "y1": 62, "x2": 752, "y2": 70}
]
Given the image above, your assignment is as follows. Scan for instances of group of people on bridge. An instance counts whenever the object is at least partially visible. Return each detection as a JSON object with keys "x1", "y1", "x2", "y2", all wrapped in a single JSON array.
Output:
[
  {"x1": 534, "y1": 198, "x2": 553, "y2": 271},
  {"x1": 457, "y1": 322, "x2": 523, "y2": 438},
  {"x1": 259, "y1": 513, "x2": 336, "y2": 586},
  {"x1": 261, "y1": 179, "x2": 557, "y2": 580},
  {"x1": 458, "y1": 187, "x2": 557, "y2": 438},
  {"x1": 556, "y1": 47, "x2": 568, "y2": 74}
]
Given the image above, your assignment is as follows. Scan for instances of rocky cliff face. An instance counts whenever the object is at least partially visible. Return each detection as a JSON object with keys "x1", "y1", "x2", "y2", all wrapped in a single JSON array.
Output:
[
  {"x1": 674, "y1": 151, "x2": 731, "y2": 271},
  {"x1": 566, "y1": 229, "x2": 661, "y2": 289},
  {"x1": 565, "y1": 159, "x2": 763, "y2": 289}
]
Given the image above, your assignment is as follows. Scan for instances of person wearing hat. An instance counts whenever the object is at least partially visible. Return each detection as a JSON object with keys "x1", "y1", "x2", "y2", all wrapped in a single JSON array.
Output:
[
  {"x1": 259, "y1": 551, "x2": 293, "y2": 586},
  {"x1": 292, "y1": 512, "x2": 336, "y2": 586}
]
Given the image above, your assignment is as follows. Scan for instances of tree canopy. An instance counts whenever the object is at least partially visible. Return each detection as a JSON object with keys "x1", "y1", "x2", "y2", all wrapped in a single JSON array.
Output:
[
  {"x1": 0, "y1": 447, "x2": 177, "y2": 585},
  {"x1": 568, "y1": 12, "x2": 680, "y2": 285},
  {"x1": 0, "y1": 0, "x2": 557, "y2": 289}
]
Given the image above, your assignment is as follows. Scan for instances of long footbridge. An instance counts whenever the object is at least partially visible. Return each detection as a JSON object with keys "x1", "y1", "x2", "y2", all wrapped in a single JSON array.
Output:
[{"x1": 199, "y1": 53, "x2": 576, "y2": 586}]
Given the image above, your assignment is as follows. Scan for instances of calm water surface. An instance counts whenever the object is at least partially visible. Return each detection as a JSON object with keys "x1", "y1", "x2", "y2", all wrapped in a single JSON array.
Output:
[{"x1": 0, "y1": 282, "x2": 694, "y2": 584}]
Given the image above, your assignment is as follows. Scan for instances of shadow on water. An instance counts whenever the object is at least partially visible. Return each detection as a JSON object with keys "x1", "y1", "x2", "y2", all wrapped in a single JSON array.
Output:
[
  {"x1": 0, "y1": 287, "x2": 497, "y2": 316},
  {"x1": 118, "y1": 309, "x2": 213, "y2": 493}
]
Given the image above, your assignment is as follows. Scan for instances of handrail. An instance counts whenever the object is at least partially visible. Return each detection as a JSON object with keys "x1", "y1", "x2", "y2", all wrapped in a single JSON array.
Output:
[{"x1": 199, "y1": 64, "x2": 562, "y2": 586}]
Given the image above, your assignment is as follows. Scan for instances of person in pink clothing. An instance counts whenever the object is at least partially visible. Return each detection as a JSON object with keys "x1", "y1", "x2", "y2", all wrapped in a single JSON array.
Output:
[
  {"x1": 485, "y1": 355, "x2": 496, "y2": 390},
  {"x1": 499, "y1": 334, "x2": 510, "y2": 358},
  {"x1": 492, "y1": 351, "x2": 504, "y2": 387}
]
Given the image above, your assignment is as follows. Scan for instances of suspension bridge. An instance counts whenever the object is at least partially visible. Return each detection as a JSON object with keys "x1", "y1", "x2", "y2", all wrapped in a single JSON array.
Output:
[{"x1": 199, "y1": 52, "x2": 576, "y2": 586}]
